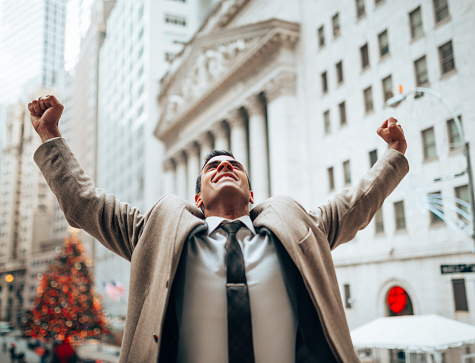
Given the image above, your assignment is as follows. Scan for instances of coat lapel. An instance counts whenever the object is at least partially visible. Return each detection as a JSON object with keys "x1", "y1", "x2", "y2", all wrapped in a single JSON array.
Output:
[
  {"x1": 251, "y1": 203, "x2": 303, "y2": 270},
  {"x1": 171, "y1": 207, "x2": 206, "y2": 274}
]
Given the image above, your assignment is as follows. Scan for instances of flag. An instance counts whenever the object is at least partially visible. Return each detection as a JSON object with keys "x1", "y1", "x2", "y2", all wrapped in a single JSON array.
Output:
[{"x1": 104, "y1": 281, "x2": 125, "y2": 301}]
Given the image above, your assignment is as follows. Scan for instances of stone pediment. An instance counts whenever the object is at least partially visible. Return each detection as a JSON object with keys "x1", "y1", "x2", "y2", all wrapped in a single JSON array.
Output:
[{"x1": 156, "y1": 18, "x2": 299, "y2": 140}]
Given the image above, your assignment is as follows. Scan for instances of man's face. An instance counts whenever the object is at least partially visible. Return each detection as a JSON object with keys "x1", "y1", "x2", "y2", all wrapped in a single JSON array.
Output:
[{"x1": 195, "y1": 155, "x2": 254, "y2": 211}]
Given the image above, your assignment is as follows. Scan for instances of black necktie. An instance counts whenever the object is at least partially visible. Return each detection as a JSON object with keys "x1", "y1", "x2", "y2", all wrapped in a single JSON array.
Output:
[{"x1": 221, "y1": 221, "x2": 255, "y2": 363}]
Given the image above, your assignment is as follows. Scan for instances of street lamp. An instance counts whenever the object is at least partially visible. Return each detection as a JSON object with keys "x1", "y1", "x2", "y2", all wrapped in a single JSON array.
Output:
[{"x1": 386, "y1": 87, "x2": 475, "y2": 243}]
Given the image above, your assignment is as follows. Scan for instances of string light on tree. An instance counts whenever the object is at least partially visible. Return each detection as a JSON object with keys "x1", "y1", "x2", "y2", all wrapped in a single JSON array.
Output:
[{"x1": 22, "y1": 233, "x2": 109, "y2": 343}]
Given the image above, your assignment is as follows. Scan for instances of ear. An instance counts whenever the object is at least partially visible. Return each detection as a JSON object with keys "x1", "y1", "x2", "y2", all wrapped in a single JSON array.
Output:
[
  {"x1": 249, "y1": 191, "x2": 254, "y2": 204},
  {"x1": 195, "y1": 193, "x2": 203, "y2": 208}
]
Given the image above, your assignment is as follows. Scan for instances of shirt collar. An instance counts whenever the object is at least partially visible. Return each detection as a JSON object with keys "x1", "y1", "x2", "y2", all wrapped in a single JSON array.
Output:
[{"x1": 206, "y1": 215, "x2": 256, "y2": 236}]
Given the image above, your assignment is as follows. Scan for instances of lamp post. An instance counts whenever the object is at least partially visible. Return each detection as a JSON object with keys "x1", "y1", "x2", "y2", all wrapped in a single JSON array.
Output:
[{"x1": 386, "y1": 87, "x2": 475, "y2": 243}]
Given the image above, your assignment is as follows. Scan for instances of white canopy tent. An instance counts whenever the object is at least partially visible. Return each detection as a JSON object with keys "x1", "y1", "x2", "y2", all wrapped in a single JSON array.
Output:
[{"x1": 351, "y1": 315, "x2": 475, "y2": 363}]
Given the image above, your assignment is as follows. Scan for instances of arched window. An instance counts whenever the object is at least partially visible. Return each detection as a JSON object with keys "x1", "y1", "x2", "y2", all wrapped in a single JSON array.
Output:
[{"x1": 386, "y1": 285, "x2": 414, "y2": 316}]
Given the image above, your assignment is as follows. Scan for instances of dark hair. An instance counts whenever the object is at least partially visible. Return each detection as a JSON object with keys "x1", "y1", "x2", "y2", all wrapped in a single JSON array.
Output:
[{"x1": 195, "y1": 149, "x2": 252, "y2": 194}]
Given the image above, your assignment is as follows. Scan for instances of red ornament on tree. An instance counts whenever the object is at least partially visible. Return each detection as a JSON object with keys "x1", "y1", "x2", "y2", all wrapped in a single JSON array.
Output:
[{"x1": 387, "y1": 286, "x2": 407, "y2": 314}]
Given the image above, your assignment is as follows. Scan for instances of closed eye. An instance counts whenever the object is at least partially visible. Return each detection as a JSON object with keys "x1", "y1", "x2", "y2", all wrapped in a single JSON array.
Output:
[
  {"x1": 230, "y1": 161, "x2": 243, "y2": 170},
  {"x1": 204, "y1": 162, "x2": 219, "y2": 171}
]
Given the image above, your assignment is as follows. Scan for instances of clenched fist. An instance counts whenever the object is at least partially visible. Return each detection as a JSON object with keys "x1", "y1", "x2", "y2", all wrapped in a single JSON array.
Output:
[
  {"x1": 377, "y1": 117, "x2": 407, "y2": 155},
  {"x1": 28, "y1": 95, "x2": 63, "y2": 142}
]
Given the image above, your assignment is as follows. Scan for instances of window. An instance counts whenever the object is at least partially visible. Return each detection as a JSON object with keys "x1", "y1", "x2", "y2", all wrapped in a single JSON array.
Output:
[
  {"x1": 378, "y1": 30, "x2": 389, "y2": 58},
  {"x1": 356, "y1": 0, "x2": 366, "y2": 18},
  {"x1": 336, "y1": 61, "x2": 344, "y2": 84},
  {"x1": 360, "y1": 43, "x2": 370, "y2": 70},
  {"x1": 344, "y1": 284, "x2": 352, "y2": 309},
  {"x1": 447, "y1": 116, "x2": 463, "y2": 151},
  {"x1": 363, "y1": 86, "x2": 374, "y2": 113},
  {"x1": 452, "y1": 279, "x2": 469, "y2": 311},
  {"x1": 338, "y1": 102, "x2": 347, "y2": 126},
  {"x1": 428, "y1": 191, "x2": 444, "y2": 224},
  {"x1": 369, "y1": 149, "x2": 378, "y2": 167},
  {"x1": 409, "y1": 7, "x2": 423, "y2": 39},
  {"x1": 343, "y1": 160, "x2": 351, "y2": 185},
  {"x1": 433, "y1": 0, "x2": 449, "y2": 23},
  {"x1": 439, "y1": 40, "x2": 455, "y2": 75},
  {"x1": 394, "y1": 201, "x2": 406, "y2": 230},
  {"x1": 414, "y1": 56, "x2": 429, "y2": 86},
  {"x1": 332, "y1": 13, "x2": 340, "y2": 37},
  {"x1": 327, "y1": 167, "x2": 335, "y2": 191},
  {"x1": 382, "y1": 75, "x2": 393, "y2": 102},
  {"x1": 318, "y1": 26, "x2": 325, "y2": 48},
  {"x1": 454, "y1": 185, "x2": 469, "y2": 224},
  {"x1": 324, "y1": 110, "x2": 331, "y2": 135},
  {"x1": 165, "y1": 14, "x2": 187, "y2": 26},
  {"x1": 321, "y1": 71, "x2": 328, "y2": 93},
  {"x1": 375, "y1": 208, "x2": 385, "y2": 234},
  {"x1": 422, "y1": 127, "x2": 437, "y2": 160}
]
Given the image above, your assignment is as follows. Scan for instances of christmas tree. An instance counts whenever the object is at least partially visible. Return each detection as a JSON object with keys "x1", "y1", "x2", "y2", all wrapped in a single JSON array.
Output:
[{"x1": 23, "y1": 233, "x2": 110, "y2": 342}]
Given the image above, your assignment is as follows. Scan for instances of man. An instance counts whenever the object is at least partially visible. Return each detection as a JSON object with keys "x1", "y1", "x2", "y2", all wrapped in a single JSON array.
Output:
[{"x1": 29, "y1": 95, "x2": 408, "y2": 362}]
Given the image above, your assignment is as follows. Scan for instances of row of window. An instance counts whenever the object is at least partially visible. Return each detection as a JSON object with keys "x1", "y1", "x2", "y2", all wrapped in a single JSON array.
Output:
[
  {"x1": 322, "y1": 76, "x2": 393, "y2": 134},
  {"x1": 326, "y1": 144, "x2": 468, "y2": 234},
  {"x1": 321, "y1": 37, "x2": 455, "y2": 102},
  {"x1": 327, "y1": 149, "x2": 379, "y2": 192},
  {"x1": 317, "y1": 2, "x2": 454, "y2": 88},
  {"x1": 422, "y1": 116, "x2": 463, "y2": 160},
  {"x1": 318, "y1": 0, "x2": 450, "y2": 50},
  {"x1": 409, "y1": 1, "x2": 450, "y2": 39},
  {"x1": 165, "y1": 14, "x2": 187, "y2": 26},
  {"x1": 377, "y1": 184, "x2": 468, "y2": 235}
]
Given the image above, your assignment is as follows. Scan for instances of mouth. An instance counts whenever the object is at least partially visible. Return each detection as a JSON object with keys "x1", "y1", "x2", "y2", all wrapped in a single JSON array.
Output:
[{"x1": 214, "y1": 173, "x2": 238, "y2": 183}]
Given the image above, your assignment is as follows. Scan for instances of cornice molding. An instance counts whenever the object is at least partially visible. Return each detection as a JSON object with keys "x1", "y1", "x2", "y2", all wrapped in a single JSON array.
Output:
[{"x1": 155, "y1": 18, "x2": 300, "y2": 141}]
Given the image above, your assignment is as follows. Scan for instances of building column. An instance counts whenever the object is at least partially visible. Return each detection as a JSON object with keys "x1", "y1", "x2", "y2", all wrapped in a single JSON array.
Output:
[
  {"x1": 174, "y1": 151, "x2": 187, "y2": 199},
  {"x1": 198, "y1": 132, "x2": 213, "y2": 166},
  {"x1": 186, "y1": 142, "x2": 200, "y2": 202},
  {"x1": 244, "y1": 94, "x2": 269, "y2": 203},
  {"x1": 264, "y1": 71, "x2": 300, "y2": 197},
  {"x1": 163, "y1": 158, "x2": 176, "y2": 195},
  {"x1": 228, "y1": 108, "x2": 248, "y2": 171},
  {"x1": 213, "y1": 121, "x2": 229, "y2": 151}
]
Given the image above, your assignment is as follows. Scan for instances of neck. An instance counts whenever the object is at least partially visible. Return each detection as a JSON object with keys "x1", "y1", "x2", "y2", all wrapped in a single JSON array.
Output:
[{"x1": 203, "y1": 202, "x2": 250, "y2": 220}]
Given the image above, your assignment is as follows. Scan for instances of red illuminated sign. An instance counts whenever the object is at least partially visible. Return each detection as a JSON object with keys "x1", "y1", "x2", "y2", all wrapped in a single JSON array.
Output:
[{"x1": 387, "y1": 286, "x2": 407, "y2": 314}]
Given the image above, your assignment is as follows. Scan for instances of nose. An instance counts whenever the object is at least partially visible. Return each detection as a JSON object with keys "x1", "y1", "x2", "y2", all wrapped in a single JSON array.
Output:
[{"x1": 217, "y1": 160, "x2": 234, "y2": 172}]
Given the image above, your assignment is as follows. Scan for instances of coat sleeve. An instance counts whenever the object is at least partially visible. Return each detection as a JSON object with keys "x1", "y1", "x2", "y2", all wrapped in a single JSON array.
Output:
[
  {"x1": 309, "y1": 149, "x2": 409, "y2": 250},
  {"x1": 34, "y1": 138, "x2": 143, "y2": 261}
]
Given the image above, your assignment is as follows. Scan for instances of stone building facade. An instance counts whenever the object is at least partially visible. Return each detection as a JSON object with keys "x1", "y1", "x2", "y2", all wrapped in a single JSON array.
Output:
[{"x1": 0, "y1": 95, "x2": 56, "y2": 325}]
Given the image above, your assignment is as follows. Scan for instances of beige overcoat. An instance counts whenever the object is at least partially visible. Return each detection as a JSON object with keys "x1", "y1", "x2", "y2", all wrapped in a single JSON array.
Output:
[{"x1": 34, "y1": 138, "x2": 409, "y2": 362}]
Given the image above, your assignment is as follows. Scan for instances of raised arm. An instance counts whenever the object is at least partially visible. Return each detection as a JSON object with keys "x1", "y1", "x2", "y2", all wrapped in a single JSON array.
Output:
[
  {"x1": 312, "y1": 117, "x2": 409, "y2": 250},
  {"x1": 29, "y1": 96, "x2": 142, "y2": 261}
]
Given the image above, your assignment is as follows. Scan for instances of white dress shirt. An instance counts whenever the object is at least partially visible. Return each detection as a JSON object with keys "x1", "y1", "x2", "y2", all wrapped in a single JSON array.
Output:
[{"x1": 175, "y1": 215, "x2": 297, "y2": 363}]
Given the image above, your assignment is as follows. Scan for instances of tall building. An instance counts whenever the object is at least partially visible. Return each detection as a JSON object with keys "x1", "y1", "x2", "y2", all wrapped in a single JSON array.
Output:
[
  {"x1": 95, "y1": 0, "x2": 218, "y2": 318},
  {"x1": 24, "y1": 71, "x2": 75, "y2": 313},
  {"x1": 0, "y1": 0, "x2": 66, "y2": 103},
  {"x1": 0, "y1": 90, "x2": 56, "y2": 325},
  {"x1": 155, "y1": 0, "x2": 475, "y2": 350},
  {"x1": 305, "y1": 0, "x2": 475, "y2": 331},
  {"x1": 62, "y1": 0, "x2": 116, "y2": 270},
  {"x1": 0, "y1": 0, "x2": 67, "y2": 327}
]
